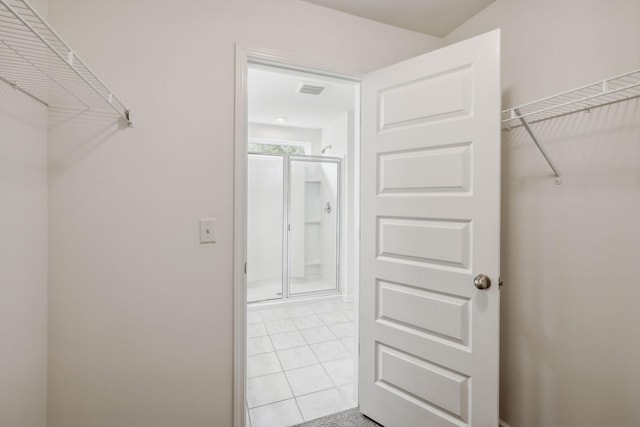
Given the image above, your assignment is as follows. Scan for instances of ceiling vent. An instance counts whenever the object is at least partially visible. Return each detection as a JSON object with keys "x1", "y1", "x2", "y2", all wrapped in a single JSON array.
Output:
[{"x1": 295, "y1": 82, "x2": 328, "y2": 96}]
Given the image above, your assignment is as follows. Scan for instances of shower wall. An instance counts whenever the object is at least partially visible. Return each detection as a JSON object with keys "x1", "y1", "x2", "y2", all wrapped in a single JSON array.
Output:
[
  {"x1": 320, "y1": 112, "x2": 356, "y2": 300},
  {"x1": 247, "y1": 154, "x2": 340, "y2": 302},
  {"x1": 247, "y1": 156, "x2": 283, "y2": 288},
  {"x1": 320, "y1": 162, "x2": 338, "y2": 285},
  {"x1": 289, "y1": 163, "x2": 307, "y2": 279}
]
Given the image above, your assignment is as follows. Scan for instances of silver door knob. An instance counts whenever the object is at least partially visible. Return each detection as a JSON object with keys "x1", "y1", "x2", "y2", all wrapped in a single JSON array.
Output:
[{"x1": 474, "y1": 274, "x2": 491, "y2": 290}]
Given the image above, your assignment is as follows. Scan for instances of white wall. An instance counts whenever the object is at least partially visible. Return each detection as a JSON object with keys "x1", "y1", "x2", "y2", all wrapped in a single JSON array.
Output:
[
  {"x1": 0, "y1": 2, "x2": 48, "y2": 426},
  {"x1": 445, "y1": 1, "x2": 640, "y2": 426},
  {"x1": 46, "y1": 0, "x2": 442, "y2": 425},
  {"x1": 320, "y1": 113, "x2": 350, "y2": 290},
  {"x1": 320, "y1": 112, "x2": 349, "y2": 158}
]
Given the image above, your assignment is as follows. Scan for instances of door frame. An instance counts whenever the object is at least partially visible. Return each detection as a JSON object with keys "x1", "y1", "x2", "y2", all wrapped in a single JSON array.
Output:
[{"x1": 233, "y1": 44, "x2": 363, "y2": 427}]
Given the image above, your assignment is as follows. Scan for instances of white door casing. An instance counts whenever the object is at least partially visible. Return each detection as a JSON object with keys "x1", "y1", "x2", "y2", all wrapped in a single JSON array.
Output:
[{"x1": 359, "y1": 30, "x2": 501, "y2": 427}]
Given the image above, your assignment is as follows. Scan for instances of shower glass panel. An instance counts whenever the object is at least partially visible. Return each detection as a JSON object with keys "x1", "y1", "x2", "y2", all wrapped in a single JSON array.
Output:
[
  {"x1": 247, "y1": 155, "x2": 284, "y2": 303},
  {"x1": 288, "y1": 159, "x2": 340, "y2": 295}
]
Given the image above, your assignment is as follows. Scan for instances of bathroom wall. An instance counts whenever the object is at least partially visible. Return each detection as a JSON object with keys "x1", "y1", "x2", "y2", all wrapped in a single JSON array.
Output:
[
  {"x1": 445, "y1": 0, "x2": 640, "y2": 426},
  {"x1": 320, "y1": 113, "x2": 349, "y2": 158},
  {"x1": 0, "y1": 0, "x2": 48, "y2": 425},
  {"x1": 319, "y1": 113, "x2": 350, "y2": 289},
  {"x1": 46, "y1": 0, "x2": 442, "y2": 425}
]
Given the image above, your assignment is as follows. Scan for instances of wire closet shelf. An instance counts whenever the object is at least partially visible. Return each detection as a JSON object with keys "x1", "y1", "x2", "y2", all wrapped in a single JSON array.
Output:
[
  {"x1": 501, "y1": 68, "x2": 640, "y2": 185},
  {"x1": 502, "y1": 69, "x2": 640, "y2": 130},
  {"x1": 0, "y1": 0, "x2": 131, "y2": 125}
]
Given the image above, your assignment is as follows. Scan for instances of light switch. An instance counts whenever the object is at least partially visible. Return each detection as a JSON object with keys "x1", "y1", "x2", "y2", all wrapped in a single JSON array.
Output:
[{"x1": 200, "y1": 218, "x2": 216, "y2": 243}]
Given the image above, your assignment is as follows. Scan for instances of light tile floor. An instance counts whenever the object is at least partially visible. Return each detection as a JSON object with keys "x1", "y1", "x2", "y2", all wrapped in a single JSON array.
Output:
[{"x1": 246, "y1": 299, "x2": 357, "y2": 427}]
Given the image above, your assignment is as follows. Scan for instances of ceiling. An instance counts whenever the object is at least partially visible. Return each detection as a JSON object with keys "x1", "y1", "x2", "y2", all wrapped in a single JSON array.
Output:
[
  {"x1": 248, "y1": 65, "x2": 356, "y2": 130},
  {"x1": 300, "y1": 0, "x2": 495, "y2": 37}
]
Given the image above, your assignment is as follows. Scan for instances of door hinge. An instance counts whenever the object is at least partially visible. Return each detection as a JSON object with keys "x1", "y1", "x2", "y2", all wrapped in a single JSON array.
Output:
[
  {"x1": 244, "y1": 262, "x2": 247, "y2": 274},
  {"x1": 499, "y1": 276, "x2": 503, "y2": 289}
]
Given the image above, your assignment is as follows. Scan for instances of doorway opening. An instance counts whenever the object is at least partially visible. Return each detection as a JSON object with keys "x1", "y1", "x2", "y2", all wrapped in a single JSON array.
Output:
[
  {"x1": 247, "y1": 153, "x2": 342, "y2": 303},
  {"x1": 237, "y1": 30, "x2": 502, "y2": 427},
  {"x1": 242, "y1": 61, "x2": 361, "y2": 426}
]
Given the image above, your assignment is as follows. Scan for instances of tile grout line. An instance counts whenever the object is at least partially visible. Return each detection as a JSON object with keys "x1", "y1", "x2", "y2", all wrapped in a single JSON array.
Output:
[
  {"x1": 247, "y1": 328, "x2": 299, "y2": 425},
  {"x1": 247, "y1": 303, "x2": 356, "y2": 422},
  {"x1": 270, "y1": 331, "x2": 306, "y2": 424},
  {"x1": 247, "y1": 381, "x2": 346, "y2": 412},
  {"x1": 293, "y1": 304, "x2": 354, "y2": 420},
  {"x1": 290, "y1": 304, "x2": 332, "y2": 422},
  {"x1": 246, "y1": 354, "x2": 353, "y2": 381},
  {"x1": 254, "y1": 304, "x2": 340, "y2": 422}
]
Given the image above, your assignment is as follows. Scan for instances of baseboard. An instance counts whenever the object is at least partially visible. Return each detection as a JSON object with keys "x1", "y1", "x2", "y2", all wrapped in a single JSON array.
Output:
[
  {"x1": 342, "y1": 294, "x2": 355, "y2": 303},
  {"x1": 499, "y1": 419, "x2": 511, "y2": 427}
]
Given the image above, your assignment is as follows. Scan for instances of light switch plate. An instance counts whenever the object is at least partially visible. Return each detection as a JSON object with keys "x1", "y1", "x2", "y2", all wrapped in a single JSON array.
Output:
[{"x1": 200, "y1": 218, "x2": 216, "y2": 243}]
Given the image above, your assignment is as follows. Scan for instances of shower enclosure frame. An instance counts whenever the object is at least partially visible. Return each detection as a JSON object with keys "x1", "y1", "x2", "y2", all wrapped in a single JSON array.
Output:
[{"x1": 247, "y1": 151, "x2": 343, "y2": 303}]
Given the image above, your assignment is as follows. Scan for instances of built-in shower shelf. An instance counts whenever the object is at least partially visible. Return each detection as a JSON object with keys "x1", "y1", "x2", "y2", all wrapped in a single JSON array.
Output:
[
  {"x1": 0, "y1": 0, "x2": 132, "y2": 125},
  {"x1": 305, "y1": 260, "x2": 320, "y2": 266},
  {"x1": 305, "y1": 219, "x2": 321, "y2": 224},
  {"x1": 305, "y1": 179, "x2": 321, "y2": 183}
]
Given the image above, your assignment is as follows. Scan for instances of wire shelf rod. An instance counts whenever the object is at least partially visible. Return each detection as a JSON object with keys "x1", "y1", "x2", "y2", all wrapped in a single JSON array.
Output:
[
  {"x1": 0, "y1": 0, "x2": 131, "y2": 125},
  {"x1": 1, "y1": 0, "x2": 123, "y2": 115},
  {"x1": 502, "y1": 69, "x2": 640, "y2": 129},
  {"x1": 502, "y1": 68, "x2": 640, "y2": 185},
  {"x1": 3, "y1": 40, "x2": 90, "y2": 107},
  {"x1": 512, "y1": 81, "x2": 639, "y2": 123}
]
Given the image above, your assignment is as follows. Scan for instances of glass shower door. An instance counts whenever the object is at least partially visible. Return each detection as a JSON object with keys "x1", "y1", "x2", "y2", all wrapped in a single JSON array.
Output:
[
  {"x1": 247, "y1": 155, "x2": 284, "y2": 302},
  {"x1": 288, "y1": 158, "x2": 340, "y2": 296}
]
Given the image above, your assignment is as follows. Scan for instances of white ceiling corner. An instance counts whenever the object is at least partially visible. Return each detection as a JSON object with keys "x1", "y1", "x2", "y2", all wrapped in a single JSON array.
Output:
[{"x1": 299, "y1": 0, "x2": 495, "y2": 37}]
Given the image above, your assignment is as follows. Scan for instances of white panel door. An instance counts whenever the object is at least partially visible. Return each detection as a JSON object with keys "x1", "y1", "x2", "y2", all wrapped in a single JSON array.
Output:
[{"x1": 359, "y1": 30, "x2": 501, "y2": 427}]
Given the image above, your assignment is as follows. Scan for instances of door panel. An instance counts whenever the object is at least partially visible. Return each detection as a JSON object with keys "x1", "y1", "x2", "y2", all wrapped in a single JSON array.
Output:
[
  {"x1": 379, "y1": 65, "x2": 472, "y2": 130},
  {"x1": 359, "y1": 30, "x2": 501, "y2": 427},
  {"x1": 376, "y1": 280, "x2": 470, "y2": 346},
  {"x1": 376, "y1": 343, "x2": 470, "y2": 422},
  {"x1": 377, "y1": 217, "x2": 471, "y2": 269},
  {"x1": 378, "y1": 143, "x2": 472, "y2": 194}
]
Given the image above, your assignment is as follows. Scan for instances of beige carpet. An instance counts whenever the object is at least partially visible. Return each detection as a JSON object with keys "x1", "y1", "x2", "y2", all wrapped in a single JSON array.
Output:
[{"x1": 294, "y1": 408, "x2": 382, "y2": 426}]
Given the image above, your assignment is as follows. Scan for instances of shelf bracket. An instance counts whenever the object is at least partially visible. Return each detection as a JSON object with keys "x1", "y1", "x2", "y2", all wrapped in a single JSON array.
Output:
[
  {"x1": 125, "y1": 109, "x2": 132, "y2": 127},
  {"x1": 514, "y1": 108, "x2": 562, "y2": 185}
]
